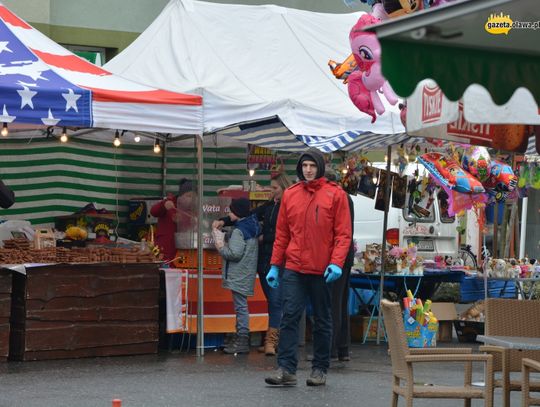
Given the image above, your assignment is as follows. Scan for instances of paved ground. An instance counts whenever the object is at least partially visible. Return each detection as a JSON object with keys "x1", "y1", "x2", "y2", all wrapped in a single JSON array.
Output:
[{"x1": 0, "y1": 339, "x2": 528, "y2": 407}]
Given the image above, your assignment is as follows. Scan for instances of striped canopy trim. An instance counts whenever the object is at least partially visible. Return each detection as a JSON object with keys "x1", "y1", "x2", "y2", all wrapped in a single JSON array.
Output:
[
  {"x1": 216, "y1": 116, "x2": 307, "y2": 152},
  {"x1": 525, "y1": 136, "x2": 539, "y2": 157},
  {"x1": 299, "y1": 131, "x2": 421, "y2": 153}
]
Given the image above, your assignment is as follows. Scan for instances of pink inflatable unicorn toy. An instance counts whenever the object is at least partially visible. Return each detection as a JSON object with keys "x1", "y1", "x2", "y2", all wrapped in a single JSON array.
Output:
[{"x1": 347, "y1": 13, "x2": 398, "y2": 122}]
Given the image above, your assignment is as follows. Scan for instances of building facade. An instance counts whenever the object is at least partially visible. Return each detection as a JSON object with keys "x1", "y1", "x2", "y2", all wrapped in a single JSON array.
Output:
[{"x1": 3, "y1": 0, "x2": 360, "y2": 63}]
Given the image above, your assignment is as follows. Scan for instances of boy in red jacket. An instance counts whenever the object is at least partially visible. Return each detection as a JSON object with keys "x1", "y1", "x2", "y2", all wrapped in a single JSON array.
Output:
[{"x1": 264, "y1": 149, "x2": 351, "y2": 387}]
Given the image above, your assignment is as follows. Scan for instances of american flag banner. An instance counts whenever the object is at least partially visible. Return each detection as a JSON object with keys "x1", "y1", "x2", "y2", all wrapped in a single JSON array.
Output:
[{"x1": 0, "y1": 3, "x2": 202, "y2": 134}]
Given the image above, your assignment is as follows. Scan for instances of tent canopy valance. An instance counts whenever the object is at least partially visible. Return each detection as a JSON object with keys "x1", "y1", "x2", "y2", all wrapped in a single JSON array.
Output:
[{"x1": 0, "y1": 3, "x2": 203, "y2": 135}]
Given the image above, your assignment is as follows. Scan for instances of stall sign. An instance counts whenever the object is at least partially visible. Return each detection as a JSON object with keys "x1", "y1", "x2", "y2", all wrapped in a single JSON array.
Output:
[
  {"x1": 247, "y1": 144, "x2": 276, "y2": 170},
  {"x1": 164, "y1": 269, "x2": 188, "y2": 333},
  {"x1": 447, "y1": 102, "x2": 493, "y2": 145},
  {"x1": 176, "y1": 197, "x2": 232, "y2": 249},
  {"x1": 422, "y1": 84, "x2": 443, "y2": 124}
]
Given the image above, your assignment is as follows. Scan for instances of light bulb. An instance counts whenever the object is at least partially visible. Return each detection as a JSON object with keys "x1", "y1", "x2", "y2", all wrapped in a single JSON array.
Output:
[
  {"x1": 134, "y1": 135, "x2": 141, "y2": 143},
  {"x1": 59, "y1": 127, "x2": 68, "y2": 143},
  {"x1": 153, "y1": 140, "x2": 161, "y2": 153},
  {"x1": 372, "y1": 175, "x2": 378, "y2": 184},
  {"x1": 249, "y1": 169, "x2": 255, "y2": 177},
  {"x1": 1, "y1": 123, "x2": 8, "y2": 137},
  {"x1": 341, "y1": 168, "x2": 348, "y2": 175},
  {"x1": 113, "y1": 130, "x2": 121, "y2": 147},
  {"x1": 384, "y1": 154, "x2": 388, "y2": 162}
]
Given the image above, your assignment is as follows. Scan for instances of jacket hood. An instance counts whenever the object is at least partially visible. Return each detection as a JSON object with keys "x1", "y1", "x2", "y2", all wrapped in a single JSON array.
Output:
[
  {"x1": 296, "y1": 149, "x2": 325, "y2": 181},
  {"x1": 235, "y1": 214, "x2": 260, "y2": 240}
]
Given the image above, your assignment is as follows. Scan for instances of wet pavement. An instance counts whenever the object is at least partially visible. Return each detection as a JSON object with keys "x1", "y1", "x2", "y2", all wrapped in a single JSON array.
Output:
[{"x1": 0, "y1": 341, "x2": 524, "y2": 407}]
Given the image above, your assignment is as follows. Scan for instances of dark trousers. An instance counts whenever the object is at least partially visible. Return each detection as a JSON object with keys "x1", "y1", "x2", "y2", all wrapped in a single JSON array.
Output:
[
  {"x1": 257, "y1": 264, "x2": 283, "y2": 329},
  {"x1": 277, "y1": 269, "x2": 332, "y2": 374},
  {"x1": 330, "y1": 263, "x2": 351, "y2": 356}
]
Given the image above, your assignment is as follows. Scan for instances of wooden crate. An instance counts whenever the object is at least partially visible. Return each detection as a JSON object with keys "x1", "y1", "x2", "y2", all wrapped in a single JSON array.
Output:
[
  {"x1": 0, "y1": 269, "x2": 11, "y2": 361},
  {"x1": 10, "y1": 263, "x2": 160, "y2": 361}
]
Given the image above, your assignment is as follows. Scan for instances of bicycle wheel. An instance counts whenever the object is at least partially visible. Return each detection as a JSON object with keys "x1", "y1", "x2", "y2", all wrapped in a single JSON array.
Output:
[{"x1": 459, "y1": 248, "x2": 478, "y2": 270}]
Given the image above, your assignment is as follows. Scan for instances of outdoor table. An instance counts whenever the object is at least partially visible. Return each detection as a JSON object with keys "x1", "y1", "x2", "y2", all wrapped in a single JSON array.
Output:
[
  {"x1": 349, "y1": 269, "x2": 464, "y2": 343},
  {"x1": 477, "y1": 335, "x2": 540, "y2": 350}
]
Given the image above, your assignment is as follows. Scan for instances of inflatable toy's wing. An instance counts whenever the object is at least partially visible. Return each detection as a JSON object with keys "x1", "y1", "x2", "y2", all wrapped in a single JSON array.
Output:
[{"x1": 328, "y1": 54, "x2": 357, "y2": 83}]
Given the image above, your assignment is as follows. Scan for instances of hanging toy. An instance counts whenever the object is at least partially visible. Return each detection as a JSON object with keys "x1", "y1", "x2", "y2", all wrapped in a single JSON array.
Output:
[
  {"x1": 347, "y1": 13, "x2": 399, "y2": 123},
  {"x1": 461, "y1": 146, "x2": 491, "y2": 183},
  {"x1": 418, "y1": 152, "x2": 485, "y2": 194},
  {"x1": 483, "y1": 160, "x2": 517, "y2": 197}
]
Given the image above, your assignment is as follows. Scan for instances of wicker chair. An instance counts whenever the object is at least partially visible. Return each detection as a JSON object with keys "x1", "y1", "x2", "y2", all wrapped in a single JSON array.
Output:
[
  {"x1": 381, "y1": 299, "x2": 493, "y2": 407},
  {"x1": 523, "y1": 358, "x2": 540, "y2": 406},
  {"x1": 481, "y1": 299, "x2": 540, "y2": 407}
]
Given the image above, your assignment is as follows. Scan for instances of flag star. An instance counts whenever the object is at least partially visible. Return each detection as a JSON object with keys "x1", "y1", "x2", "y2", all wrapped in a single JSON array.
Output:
[
  {"x1": 17, "y1": 85, "x2": 37, "y2": 109},
  {"x1": 41, "y1": 109, "x2": 59, "y2": 126},
  {"x1": 62, "y1": 88, "x2": 81, "y2": 112},
  {"x1": 0, "y1": 41, "x2": 12, "y2": 54},
  {"x1": 0, "y1": 105, "x2": 16, "y2": 123}
]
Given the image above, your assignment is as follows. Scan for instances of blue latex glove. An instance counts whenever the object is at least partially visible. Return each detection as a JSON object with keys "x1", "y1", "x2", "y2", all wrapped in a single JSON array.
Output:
[
  {"x1": 324, "y1": 264, "x2": 342, "y2": 283},
  {"x1": 266, "y1": 265, "x2": 280, "y2": 288}
]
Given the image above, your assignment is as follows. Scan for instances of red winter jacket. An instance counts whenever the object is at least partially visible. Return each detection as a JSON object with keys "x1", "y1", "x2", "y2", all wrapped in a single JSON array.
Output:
[{"x1": 270, "y1": 177, "x2": 352, "y2": 275}]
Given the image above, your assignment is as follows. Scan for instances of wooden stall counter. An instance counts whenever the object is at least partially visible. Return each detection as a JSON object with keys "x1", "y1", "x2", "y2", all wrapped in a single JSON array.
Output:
[
  {"x1": 9, "y1": 262, "x2": 160, "y2": 361},
  {"x1": 0, "y1": 268, "x2": 11, "y2": 361}
]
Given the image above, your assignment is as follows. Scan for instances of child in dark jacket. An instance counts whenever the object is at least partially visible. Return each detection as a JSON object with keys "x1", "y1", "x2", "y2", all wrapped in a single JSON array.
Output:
[{"x1": 214, "y1": 198, "x2": 259, "y2": 354}]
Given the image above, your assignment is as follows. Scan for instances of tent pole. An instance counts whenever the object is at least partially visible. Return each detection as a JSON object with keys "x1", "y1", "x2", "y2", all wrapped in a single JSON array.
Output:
[
  {"x1": 519, "y1": 197, "x2": 528, "y2": 259},
  {"x1": 377, "y1": 145, "x2": 392, "y2": 345},
  {"x1": 196, "y1": 135, "x2": 205, "y2": 357},
  {"x1": 161, "y1": 141, "x2": 168, "y2": 197},
  {"x1": 492, "y1": 203, "x2": 498, "y2": 259}
]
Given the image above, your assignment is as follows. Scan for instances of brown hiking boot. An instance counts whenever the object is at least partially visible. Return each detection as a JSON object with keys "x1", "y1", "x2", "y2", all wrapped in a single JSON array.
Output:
[
  {"x1": 264, "y1": 327, "x2": 279, "y2": 356},
  {"x1": 265, "y1": 368, "x2": 297, "y2": 386}
]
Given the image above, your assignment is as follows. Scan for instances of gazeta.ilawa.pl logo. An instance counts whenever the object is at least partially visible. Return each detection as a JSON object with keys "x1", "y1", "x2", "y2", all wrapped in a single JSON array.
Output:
[{"x1": 485, "y1": 12, "x2": 540, "y2": 35}]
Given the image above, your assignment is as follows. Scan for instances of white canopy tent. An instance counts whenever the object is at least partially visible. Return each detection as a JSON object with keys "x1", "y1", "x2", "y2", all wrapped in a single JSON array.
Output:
[{"x1": 104, "y1": 0, "x2": 405, "y2": 147}]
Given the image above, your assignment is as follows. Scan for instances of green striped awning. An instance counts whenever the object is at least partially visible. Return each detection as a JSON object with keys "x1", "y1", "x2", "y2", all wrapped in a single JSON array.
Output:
[{"x1": 0, "y1": 138, "x2": 302, "y2": 227}]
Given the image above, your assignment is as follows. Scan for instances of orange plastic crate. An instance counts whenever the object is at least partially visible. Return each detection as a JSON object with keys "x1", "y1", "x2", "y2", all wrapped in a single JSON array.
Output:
[{"x1": 172, "y1": 249, "x2": 222, "y2": 270}]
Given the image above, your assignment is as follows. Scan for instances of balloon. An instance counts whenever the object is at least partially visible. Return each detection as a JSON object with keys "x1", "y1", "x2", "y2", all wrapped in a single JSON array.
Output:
[
  {"x1": 491, "y1": 124, "x2": 529, "y2": 153},
  {"x1": 418, "y1": 152, "x2": 485, "y2": 194},
  {"x1": 381, "y1": 0, "x2": 420, "y2": 17},
  {"x1": 483, "y1": 160, "x2": 517, "y2": 201},
  {"x1": 461, "y1": 146, "x2": 491, "y2": 183},
  {"x1": 347, "y1": 14, "x2": 398, "y2": 123}
]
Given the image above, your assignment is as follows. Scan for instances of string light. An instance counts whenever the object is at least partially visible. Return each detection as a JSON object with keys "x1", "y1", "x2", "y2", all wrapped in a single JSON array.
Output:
[
  {"x1": 134, "y1": 135, "x2": 141, "y2": 143},
  {"x1": 247, "y1": 163, "x2": 257, "y2": 177},
  {"x1": 113, "y1": 130, "x2": 121, "y2": 147},
  {"x1": 60, "y1": 127, "x2": 68, "y2": 143},
  {"x1": 1, "y1": 123, "x2": 8, "y2": 137},
  {"x1": 153, "y1": 139, "x2": 161, "y2": 154}
]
